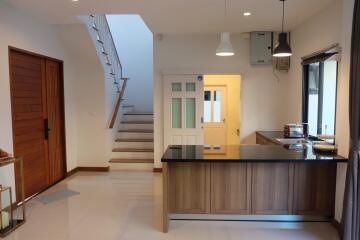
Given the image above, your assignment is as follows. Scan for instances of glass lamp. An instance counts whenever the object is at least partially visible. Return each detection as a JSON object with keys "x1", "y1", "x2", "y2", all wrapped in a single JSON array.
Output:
[{"x1": 0, "y1": 185, "x2": 13, "y2": 233}]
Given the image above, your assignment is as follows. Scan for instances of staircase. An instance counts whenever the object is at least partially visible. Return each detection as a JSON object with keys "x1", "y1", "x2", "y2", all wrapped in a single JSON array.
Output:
[{"x1": 110, "y1": 112, "x2": 154, "y2": 168}]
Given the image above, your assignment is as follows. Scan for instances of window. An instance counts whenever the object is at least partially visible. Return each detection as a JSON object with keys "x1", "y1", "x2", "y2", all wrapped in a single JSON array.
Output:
[
  {"x1": 302, "y1": 60, "x2": 338, "y2": 136},
  {"x1": 203, "y1": 89, "x2": 223, "y2": 123}
]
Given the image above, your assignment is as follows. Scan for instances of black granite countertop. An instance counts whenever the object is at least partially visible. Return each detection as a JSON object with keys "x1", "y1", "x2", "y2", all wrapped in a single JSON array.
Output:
[{"x1": 161, "y1": 144, "x2": 347, "y2": 163}]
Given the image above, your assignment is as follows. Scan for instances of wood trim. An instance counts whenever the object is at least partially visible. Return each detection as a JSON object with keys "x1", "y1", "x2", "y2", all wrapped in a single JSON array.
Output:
[
  {"x1": 255, "y1": 132, "x2": 280, "y2": 145},
  {"x1": 118, "y1": 129, "x2": 154, "y2": 133},
  {"x1": 109, "y1": 78, "x2": 127, "y2": 129},
  {"x1": 77, "y1": 166, "x2": 110, "y2": 172},
  {"x1": 124, "y1": 112, "x2": 153, "y2": 115},
  {"x1": 8, "y1": 46, "x2": 63, "y2": 63},
  {"x1": 110, "y1": 159, "x2": 154, "y2": 163},
  {"x1": 67, "y1": 166, "x2": 109, "y2": 176},
  {"x1": 153, "y1": 168, "x2": 163, "y2": 172},
  {"x1": 331, "y1": 218, "x2": 341, "y2": 234},
  {"x1": 66, "y1": 168, "x2": 79, "y2": 177}
]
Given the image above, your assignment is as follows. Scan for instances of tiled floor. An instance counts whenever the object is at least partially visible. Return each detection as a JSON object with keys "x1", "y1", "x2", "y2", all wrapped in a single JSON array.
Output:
[{"x1": 5, "y1": 171, "x2": 339, "y2": 240}]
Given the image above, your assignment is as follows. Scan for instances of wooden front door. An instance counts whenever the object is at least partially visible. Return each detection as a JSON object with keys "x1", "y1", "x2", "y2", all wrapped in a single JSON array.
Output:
[
  {"x1": 9, "y1": 48, "x2": 66, "y2": 199},
  {"x1": 45, "y1": 60, "x2": 66, "y2": 184}
]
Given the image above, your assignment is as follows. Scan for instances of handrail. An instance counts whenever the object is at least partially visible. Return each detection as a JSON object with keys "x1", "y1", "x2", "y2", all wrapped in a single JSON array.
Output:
[
  {"x1": 89, "y1": 14, "x2": 128, "y2": 129},
  {"x1": 109, "y1": 78, "x2": 128, "y2": 129}
]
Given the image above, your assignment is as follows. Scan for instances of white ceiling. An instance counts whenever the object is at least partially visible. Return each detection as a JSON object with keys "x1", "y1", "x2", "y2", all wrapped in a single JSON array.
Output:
[{"x1": 5, "y1": 0, "x2": 338, "y2": 34}]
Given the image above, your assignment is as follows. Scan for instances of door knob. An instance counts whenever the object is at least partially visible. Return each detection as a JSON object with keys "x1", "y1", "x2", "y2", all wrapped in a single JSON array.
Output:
[{"x1": 223, "y1": 118, "x2": 226, "y2": 123}]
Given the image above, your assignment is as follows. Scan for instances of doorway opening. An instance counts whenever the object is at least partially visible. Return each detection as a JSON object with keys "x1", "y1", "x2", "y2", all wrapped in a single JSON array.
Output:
[{"x1": 203, "y1": 75, "x2": 241, "y2": 147}]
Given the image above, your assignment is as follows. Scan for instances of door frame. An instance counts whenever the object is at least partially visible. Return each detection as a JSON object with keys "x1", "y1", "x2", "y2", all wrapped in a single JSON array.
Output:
[{"x1": 8, "y1": 46, "x2": 67, "y2": 199}]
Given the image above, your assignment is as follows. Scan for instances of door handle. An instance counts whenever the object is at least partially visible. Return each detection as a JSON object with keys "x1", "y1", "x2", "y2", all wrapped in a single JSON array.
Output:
[
  {"x1": 237, "y1": 129, "x2": 240, "y2": 136},
  {"x1": 44, "y1": 119, "x2": 50, "y2": 140},
  {"x1": 223, "y1": 118, "x2": 226, "y2": 123}
]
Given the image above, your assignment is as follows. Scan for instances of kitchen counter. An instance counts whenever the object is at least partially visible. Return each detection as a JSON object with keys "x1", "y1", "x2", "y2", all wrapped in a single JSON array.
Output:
[
  {"x1": 161, "y1": 144, "x2": 346, "y2": 163},
  {"x1": 161, "y1": 136, "x2": 346, "y2": 232}
]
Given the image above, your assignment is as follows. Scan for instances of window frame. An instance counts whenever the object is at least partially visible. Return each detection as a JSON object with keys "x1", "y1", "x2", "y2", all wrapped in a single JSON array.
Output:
[{"x1": 302, "y1": 61, "x2": 339, "y2": 136}]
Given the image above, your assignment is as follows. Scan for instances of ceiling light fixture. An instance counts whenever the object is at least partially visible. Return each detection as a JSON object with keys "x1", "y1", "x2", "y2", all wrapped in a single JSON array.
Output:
[
  {"x1": 273, "y1": 0, "x2": 292, "y2": 57},
  {"x1": 216, "y1": 0, "x2": 234, "y2": 56},
  {"x1": 243, "y1": 12, "x2": 251, "y2": 16}
]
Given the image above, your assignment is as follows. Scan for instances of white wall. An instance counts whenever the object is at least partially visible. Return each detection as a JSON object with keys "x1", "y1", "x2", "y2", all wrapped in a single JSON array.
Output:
[
  {"x1": 57, "y1": 24, "x2": 110, "y2": 168},
  {"x1": 107, "y1": 15, "x2": 154, "y2": 112},
  {"x1": 287, "y1": 0, "x2": 354, "y2": 222},
  {"x1": 153, "y1": 34, "x2": 289, "y2": 168},
  {"x1": 286, "y1": 1, "x2": 343, "y2": 124},
  {"x1": 0, "y1": 2, "x2": 109, "y2": 200},
  {"x1": 0, "y1": 1, "x2": 76, "y2": 198}
]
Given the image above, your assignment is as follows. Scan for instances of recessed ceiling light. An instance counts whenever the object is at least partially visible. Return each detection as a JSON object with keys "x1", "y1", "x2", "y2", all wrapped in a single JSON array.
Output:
[
  {"x1": 72, "y1": 0, "x2": 79, "y2": 2},
  {"x1": 243, "y1": 12, "x2": 251, "y2": 16}
]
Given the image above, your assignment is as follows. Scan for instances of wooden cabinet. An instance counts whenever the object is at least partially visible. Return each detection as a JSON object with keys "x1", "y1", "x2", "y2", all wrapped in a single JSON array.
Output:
[
  {"x1": 293, "y1": 163, "x2": 337, "y2": 216},
  {"x1": 166, "y1": 162, "x2": 336, "y2": 217},
  {"x1": 251, "y1": 163, "x2": 294, "y2": 214},
  {"x1": 210, "y1": 163, "x2": 251, "y2": 214},
  {"x1": 256, "y1": 132, "x2": 277, "y2": 145},
  {"x1": 168, "y1": 163, "x2": 208, "y2": 213}
]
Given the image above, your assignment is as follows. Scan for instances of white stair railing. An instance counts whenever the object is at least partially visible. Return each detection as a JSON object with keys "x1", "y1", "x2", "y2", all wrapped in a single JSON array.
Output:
[{"x1": 88, "y1": 14, "x2": 129, "y2": 128}]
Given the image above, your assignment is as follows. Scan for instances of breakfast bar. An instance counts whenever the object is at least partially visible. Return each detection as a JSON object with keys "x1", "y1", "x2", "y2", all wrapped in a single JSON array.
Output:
[{"x1": 161, "y1": 143, "x2": 346, "y2": 232}]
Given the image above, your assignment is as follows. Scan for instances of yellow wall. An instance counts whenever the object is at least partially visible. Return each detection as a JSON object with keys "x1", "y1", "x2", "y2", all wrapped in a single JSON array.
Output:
[{"x1": 204, "y1": 75, "x2": 241, "y2": 145}]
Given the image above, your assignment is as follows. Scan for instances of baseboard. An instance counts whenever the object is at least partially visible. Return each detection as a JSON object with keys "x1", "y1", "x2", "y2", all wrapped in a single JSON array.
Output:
[
  {"x1": 66, "y1": 167, "x2": 79, "y2": 177},
  {"x1": 331, "y1": 218, "x2": 341, "y2": 234},
  {"x1": 67, "y1": 166, "x2": 110, "y2": 176},
  {"x1": 153, "y1": 168, "x2": 162, "y2": 172},
  {"x1": 77, "y1": 166, "x2": 110, "y2": 172}
]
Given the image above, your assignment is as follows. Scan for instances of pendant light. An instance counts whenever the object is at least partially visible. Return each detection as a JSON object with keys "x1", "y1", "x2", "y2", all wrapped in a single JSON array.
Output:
[
  {"x1": 273, "y1": 0, "x2": 292, "y2": 57},
  {"x1": 216, "y1": 0, "x2": 234, "y2": 56}
]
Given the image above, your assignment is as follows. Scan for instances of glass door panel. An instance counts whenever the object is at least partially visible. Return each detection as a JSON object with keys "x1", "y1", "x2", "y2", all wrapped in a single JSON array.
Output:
[{"x1": 172, "y1": 98, "x2": 182, "y2": 128}]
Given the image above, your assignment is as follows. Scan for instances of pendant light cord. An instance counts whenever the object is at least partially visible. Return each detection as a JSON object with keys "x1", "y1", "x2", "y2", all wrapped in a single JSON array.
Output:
[
  {"x1": 282, "y1": 0, "x2": 285, "y2": 32},
  {"x1": 224, "y1": 0, "x2": 227, "y2": 29}
]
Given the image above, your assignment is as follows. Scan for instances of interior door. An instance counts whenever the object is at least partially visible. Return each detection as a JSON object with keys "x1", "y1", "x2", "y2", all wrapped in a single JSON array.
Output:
[
  {"x1": 163, "y1": 75, "x2": 204, "y2": 150},
  {"x1": 9, "y1": 49, "x2": 66, "y2": 199},
  {"x1": 46, "y1": 59, "x2": 66, "y2": 184},
  {"x1": 9, "y1": 50, "x2": 49, "y2": 199},
  {"x1": 203, "y1": 86, "x2": 227, "y2": 146}
]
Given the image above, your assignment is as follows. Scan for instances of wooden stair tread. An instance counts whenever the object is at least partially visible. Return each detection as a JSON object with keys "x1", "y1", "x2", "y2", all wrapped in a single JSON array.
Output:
[
  {"x1": 112, "y1": 148, "x2": 154, "y2": 152},
  {"x1": 109, "y1": 158, "x2": 154, "y2": 163},
  {"x1": 115, "y1": 138, "x2": 154, "y2": 142},
  {"x1": 124, "y1": 112, "x2": 153, "y2": 115},
  {"x1": 118, "y1": 129, "x2": 153, "y2": 133},
  {"x1": 121, "y1": 121, "x2": 154, "y2": 124}
]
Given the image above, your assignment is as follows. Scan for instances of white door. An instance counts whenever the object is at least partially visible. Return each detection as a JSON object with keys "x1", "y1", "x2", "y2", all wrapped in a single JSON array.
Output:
[{"x1": 163, "y1": 74, "x2": 204, "y2": 150}]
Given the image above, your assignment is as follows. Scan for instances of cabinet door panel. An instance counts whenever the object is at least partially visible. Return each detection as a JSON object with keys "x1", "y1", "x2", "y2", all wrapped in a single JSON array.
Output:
[
  {"x1": 210, "y1": 163, "x2": 251, "y2": 214},
  {"x1": 251, "y1": 163, "x2": 294, "y2": 214},
  {"x1": 168, "y1": 163, "x2": 207, "y2": 213},
  {"x1": 293, "y1": 163, "x2": 336, "y2": 216}
]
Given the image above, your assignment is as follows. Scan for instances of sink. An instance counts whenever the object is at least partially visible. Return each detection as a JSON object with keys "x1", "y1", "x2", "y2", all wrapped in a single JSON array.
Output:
[{"x1": 275, "y1": 138, "x2": 309, "y2": 145}]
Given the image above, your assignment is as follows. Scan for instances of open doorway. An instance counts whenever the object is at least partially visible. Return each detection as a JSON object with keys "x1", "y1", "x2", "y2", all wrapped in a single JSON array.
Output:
[{"x1": 203, "y1": 75, "x2": 241, "y2": 147}]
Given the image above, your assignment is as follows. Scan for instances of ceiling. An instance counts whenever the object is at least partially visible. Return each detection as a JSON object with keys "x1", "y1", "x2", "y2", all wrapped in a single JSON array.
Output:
[{"x1": 5, "y1": 0, "x2": 338, "y2": 34}]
